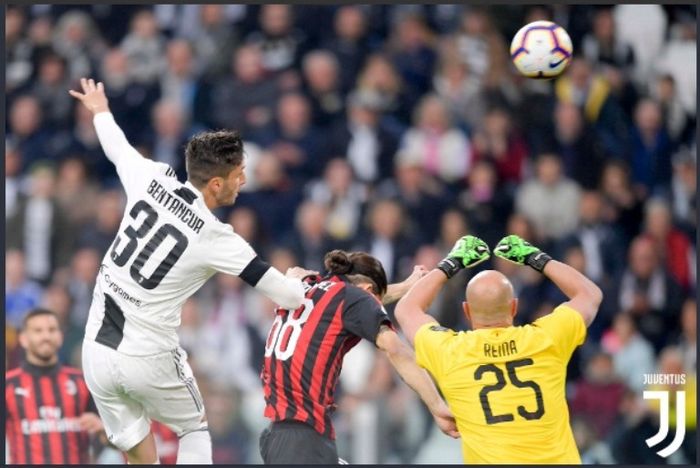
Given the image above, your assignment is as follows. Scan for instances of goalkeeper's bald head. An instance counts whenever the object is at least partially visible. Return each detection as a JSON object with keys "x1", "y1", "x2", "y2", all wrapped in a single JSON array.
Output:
[{"x1": 463, "y1": 270, "x2": 518, "y2": 328}]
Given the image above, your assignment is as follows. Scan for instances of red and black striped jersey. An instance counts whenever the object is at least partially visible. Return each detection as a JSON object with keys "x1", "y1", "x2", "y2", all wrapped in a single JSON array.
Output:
[
  {"x1": 261, "y1": 274, "x2": 391, "y2": 439},
  {"x1": 5, "y1": 362, "x2": 96, "y2": 464}
]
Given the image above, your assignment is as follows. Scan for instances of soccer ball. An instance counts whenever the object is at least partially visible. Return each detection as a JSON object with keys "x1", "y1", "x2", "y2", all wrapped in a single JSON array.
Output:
[{"x1": 510, "y1": 21, "x2": 573, "y2": 79}]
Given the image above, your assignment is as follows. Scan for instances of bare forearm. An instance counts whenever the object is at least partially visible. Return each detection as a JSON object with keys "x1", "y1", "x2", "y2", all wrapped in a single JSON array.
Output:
[
  {"x1": 543, "y1": 260, "x2": 601, "y2": 301},
  {"x1": 396, "y1": 270, "x2": 447, "y2": 318},
  {"x1": 383, "y1": 282, "x2": 407, "y2": 305},
  {"x1": 387, "y1": 345, "x2": 443, "y2": 411},
  {"x1": 542, "y1": 259, "x2": 602, "y2": 325}
]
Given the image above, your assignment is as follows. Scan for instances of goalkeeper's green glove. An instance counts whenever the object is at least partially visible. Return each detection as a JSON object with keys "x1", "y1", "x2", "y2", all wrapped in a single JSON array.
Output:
[
  {"x1": 493, "y1": 234, "x2": 552, "y2": 273},
  {"x1": 437, "y1": 235, "x2": 490, "y2": 279}
]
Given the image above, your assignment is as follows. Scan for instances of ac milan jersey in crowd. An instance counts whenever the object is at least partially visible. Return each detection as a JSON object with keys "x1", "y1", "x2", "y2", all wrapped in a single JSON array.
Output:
[
  {"x1": 5, "y1": 362, "x2": 96, "y2": 464},
  {"x1": 261, "y1": 274, "x2": 391, "y2": 439}
]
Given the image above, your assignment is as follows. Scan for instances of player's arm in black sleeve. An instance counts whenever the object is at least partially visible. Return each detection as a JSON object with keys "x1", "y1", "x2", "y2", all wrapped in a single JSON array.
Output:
[{"x1": 342, "y1": 287, "x2": 459, "y2": 439}]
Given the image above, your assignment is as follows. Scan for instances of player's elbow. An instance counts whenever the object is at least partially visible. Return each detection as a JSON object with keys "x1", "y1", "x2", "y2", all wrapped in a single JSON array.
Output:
[
  {"x1": 394, "y1": 297, "x2": 411, "y2": 328},
  {"x1": 586, "y1": 282, "x2": 603, "y2": 308}
]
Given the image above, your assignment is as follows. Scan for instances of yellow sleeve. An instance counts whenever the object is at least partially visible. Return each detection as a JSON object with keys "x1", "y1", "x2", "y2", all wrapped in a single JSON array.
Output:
[
  {"x1": 533, "y1": 304, "x2": 587, "y2": 360},
  {"x1": 414, "y1": 322, "x2": 456, "y2": 379}
]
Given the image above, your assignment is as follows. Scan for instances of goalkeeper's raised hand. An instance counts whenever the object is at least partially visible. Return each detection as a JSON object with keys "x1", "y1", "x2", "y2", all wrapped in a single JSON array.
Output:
[
  {"x1": 493, "y1": 234, "x2": 552, "y2": 273},
  {"x1": 437, "y1": 235, "x2": 490, "y2": 279}
]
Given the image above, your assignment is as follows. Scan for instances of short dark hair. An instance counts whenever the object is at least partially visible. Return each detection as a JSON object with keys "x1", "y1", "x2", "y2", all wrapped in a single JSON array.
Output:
[
  {"x1": 324, "y1": 250, "x2": 388, "y2": 297},
  {"x1": 22, "y1": 308, "x2": 60, "y2": 331},
  {"x1": 185, "y1": 130, "x2": 244, "y2": 188}
]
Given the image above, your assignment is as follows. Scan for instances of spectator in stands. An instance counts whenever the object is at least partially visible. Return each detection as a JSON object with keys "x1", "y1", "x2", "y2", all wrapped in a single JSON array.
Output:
[
  {"x1": 120, "y1": 9, "x2": 165, "y2": 85},
  {"x1": 325, "y1": 89, "x2": 400, "y2": 184},
  {"x1": 6, "y1": 7, "x2": 33, "y2": 96},
  {"x1": 656, "y1": 14, "x2": 697, "y2": 118},
  {"x1": 629, "y1": 98, "x2": 673, "y2": 197},
  {"x1": 399, "y1": 93, "x2": 471, "y2": 186},
  {"x1": 516, "y1": 153, "x2": 581, "y2": 242},
  {"x1": 677, "y1": 298, "x2": 697, "y2": 372},
  {"x1": 189, "y1": 4, "x2": 240, "y2": 79},
  {"x1": 323, "y1": 6, "x2": 373, "y2": 94},
  {"x1": 599, "y1": 159, "x2": 645, "y2": 243},
  {"x1": 565, "y1": 190, "x2": 626, "y2": 286},
  {"x1": 600, "y1": 312, "x2": 656, "y2": 392},
  {"x1": 246, "y1": 4, "x2": 306, "y2": 75},
  {"x1": 355, "y1": 53, "x2": 410, "y2": 126},
  {"x1": 76, "y1": 189, "x2": 124, "y2": 253},
  {"x1": 236, "y1": 153, "x2": 302, "y2": 243},
  {"x1": 432, "y1": 49, "x2": 484, "y2": 131},
  {"x1": 62, "y1": 247, "x2": 101, "y2": 329},
  {"x1": 618, "y1": 235, "x2": 684, "y2": 351},
  {"x1": 6, "y1": 250, "x2": 44, "y2": 330},
  {"x1": 52, "y1": 10, "x2": 105, "y2": 83},
  {"x1": 208, "y1": 45, "x2": 280, "y2": 135},
  {"x1": 652, "y1": 74, "x2": 694, "y2": 144},
  {"x1": 27, "y1": 51, "x2": 74, "y2": 130},
  {"x1": 282, "y1": 200, "x2": 334, "y2": 274},
  {"x1": 307, "y1": 158, "x2": 368, "y2": 242},
  {"x1": 54, "y1": 157, "x2": 100, "y2": 241},
  {"x1": 160, "y1": 39, "x2": 201, "y2": 125},
  {"x1": 582, "y1": 7, "x2": 636, "y2": 74},
  {"x1": 387, "y1": 12, "x2": 437, "y2": 111},
  {"x1": 6, "y1": 164, "x2": 74, "y2": 283},
  {"x1": 554, "y1": 58, "x2": 629, "y2": 156},
  {"x1": 471, "y1": 107, "x2": 528, "y2": 186},
  {"x1": 536, "y1": 101, "x2": 607, "y2": 190},
  {"x1": 253, "y1": 92, "x2": 322, "y2": 184},
  {"x1": 9, "y1": 95, "x2": 53, "y2": 171},
  {"x1": 5, "y1": 140, "x2": 23, "y2": 220},
  {"x1": 354, "y1": 198, "x2": 419, "y2": 282},
  {"x1": 376, "y1": 149, "x2": 449, "y2": 244},
  {"x1": 671, "y1": 146, "x2": 697, "y2": 236},
  {"x1": 456, "y1": 159, "x2": 512, "y2": 248},
  {"x1": 301, "y1": 50, "x2": 345, "y2": 127},
  {"x1": 570, "y1": 351, "x2": 627, "y2": 440},
  {"x1": 145, "y1": 99, "x2": 189, "y2": 178},
  {"x1": 98, "y1": 48, "x2": 159, "y2": 141},
  {"x1": 643, "y1": 197, "x2": 695, "y2": 292}
]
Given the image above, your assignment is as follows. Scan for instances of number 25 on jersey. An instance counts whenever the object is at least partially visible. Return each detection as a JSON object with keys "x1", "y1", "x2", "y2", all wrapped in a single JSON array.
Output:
[{"x1": 265, "y1": 299, "x2": 314, "y2": 361}]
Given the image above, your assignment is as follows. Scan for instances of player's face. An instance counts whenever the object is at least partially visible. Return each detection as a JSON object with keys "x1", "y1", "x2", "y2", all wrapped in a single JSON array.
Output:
[
  {"x1": 216, "y1": 164, "x2": 247, "y2": 206},
  {"x1": 20, "y1": 315, "x2": 63, "y2": 364}
]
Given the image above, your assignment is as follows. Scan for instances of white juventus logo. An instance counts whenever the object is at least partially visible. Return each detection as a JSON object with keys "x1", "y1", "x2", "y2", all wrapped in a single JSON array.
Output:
[{"x1": 643, "y1": 391, "x2": 686, "y2": 458}]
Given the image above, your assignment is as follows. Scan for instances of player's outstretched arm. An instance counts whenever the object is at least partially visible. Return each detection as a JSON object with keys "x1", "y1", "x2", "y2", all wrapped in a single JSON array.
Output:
[
  {"x1": 375, "y1": 326, "x2": 459, "y2": 439},
  {"x1": 494, "y1": 235, "x2": 602, "y2": 326},
  {"x1": 69, "y1": 77, "x2": 144, "y2": 167},
  {"x1": 382, "y1": 265, "x2": 429, "y2": 305},
  {"x1": 395, "y1": 236, "x2": 490, "y2": 345}
]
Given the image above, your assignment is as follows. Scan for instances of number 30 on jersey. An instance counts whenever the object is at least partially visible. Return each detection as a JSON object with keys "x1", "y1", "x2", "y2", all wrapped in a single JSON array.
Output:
[{"x1": 264, "y1": 299, "x2": 314, "y2": 361}]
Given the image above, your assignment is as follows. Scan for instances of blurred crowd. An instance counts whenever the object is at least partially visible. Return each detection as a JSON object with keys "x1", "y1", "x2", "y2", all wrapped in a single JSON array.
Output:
[{"x1": 5, "y1": 4, "x2": 697, "y2": 464}]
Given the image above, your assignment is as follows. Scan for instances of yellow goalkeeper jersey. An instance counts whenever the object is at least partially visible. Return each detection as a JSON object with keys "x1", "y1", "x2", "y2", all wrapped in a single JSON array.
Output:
[{"x1": 415, "y1": 304, "x2": 586, "y2": 464}]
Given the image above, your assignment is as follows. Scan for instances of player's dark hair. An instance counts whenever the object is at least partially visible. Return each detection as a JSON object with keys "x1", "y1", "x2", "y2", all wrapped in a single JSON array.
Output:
[
  {"x1": 185, "y1": 130, "x2": 244, "y2": 188},
  {"x1": 22, "y1": 308, "x2": 60, "y2": 331},
  {"x1": 324, "y1": 250, "x2": 388, "y2": 297}
]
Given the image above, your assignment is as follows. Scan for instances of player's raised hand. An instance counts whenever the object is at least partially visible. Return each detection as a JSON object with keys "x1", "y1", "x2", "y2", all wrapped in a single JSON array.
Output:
[
  {"x1": 285, "y1": 266, "x2": 318, "y2": 280},
  {"x1": 68, "y1": 78, "x2": 110, "y2": 115},
  {"x1": 404, "y1": 265, "x2": 430, "y2": 287},
  {"x1": 494, "y1": 235, "x2": 552, "y2": 273},
  {"x1": 437, "y1": 235, "x2": 490, "y2": 279}
]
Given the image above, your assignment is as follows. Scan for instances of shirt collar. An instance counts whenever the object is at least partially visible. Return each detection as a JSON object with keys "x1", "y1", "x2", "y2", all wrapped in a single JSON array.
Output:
[{"x1": 21, "y1": 360, "x2": 61, "y2": 376}]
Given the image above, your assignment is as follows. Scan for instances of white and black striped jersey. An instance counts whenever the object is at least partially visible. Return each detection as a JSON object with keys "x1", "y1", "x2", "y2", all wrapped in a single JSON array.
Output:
[{"x1": 84, "y1": 112, "x2": 304, "y2": 355}]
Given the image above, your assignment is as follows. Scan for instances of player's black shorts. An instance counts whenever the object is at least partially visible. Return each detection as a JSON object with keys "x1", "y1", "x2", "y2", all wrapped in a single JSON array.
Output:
[{"x1": 260, "y1": 420, "x2": 338, "y2": 464}]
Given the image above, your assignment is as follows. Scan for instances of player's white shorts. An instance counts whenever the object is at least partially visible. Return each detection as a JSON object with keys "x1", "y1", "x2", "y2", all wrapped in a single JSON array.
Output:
[{"x1": 82, "y1": 339, "x2": 207, "y2": 451}]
